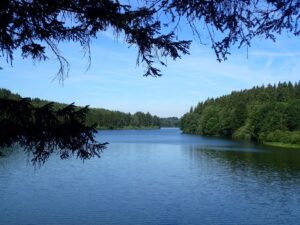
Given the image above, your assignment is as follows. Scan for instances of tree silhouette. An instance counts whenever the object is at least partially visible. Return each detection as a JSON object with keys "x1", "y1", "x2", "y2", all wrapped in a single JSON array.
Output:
[
  {"x1": 166, "y1": 0, "x2": 299, "y2": 60},
  {"x1": 0, "y1": 98, "x2": 108, "y2": 165},
  {"x1": 0, "y1": 0, "x2": 299, "y2": 79},
  {"x1": 0, "y1": 0, "x2": 190, "y2": 80}
]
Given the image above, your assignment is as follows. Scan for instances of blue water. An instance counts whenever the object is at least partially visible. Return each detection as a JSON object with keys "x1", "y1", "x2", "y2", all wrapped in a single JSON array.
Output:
[{"x1": 1, "y1": 128, "x2": 300, "y2": 225}]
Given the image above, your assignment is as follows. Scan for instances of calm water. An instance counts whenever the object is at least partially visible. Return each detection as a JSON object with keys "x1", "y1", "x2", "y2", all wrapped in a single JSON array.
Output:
[{"x1": 1, "y1": 128, "x2": 300, "y2": 225}]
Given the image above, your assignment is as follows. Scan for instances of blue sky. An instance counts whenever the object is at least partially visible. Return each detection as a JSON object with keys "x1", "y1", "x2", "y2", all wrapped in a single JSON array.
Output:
[{"x1": 1, "y1": 28, "x2": 300, "y2": 117}]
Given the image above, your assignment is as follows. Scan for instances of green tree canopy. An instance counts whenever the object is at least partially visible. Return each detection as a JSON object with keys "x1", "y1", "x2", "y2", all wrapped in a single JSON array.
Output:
[{"x1": 181, "y1": 82, "x2": 300, "y2": 146}]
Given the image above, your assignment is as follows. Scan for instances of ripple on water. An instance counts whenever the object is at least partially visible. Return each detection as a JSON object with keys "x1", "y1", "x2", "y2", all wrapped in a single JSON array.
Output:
[{"x1": 0, "y1": 128, "x2": 300, "y2": 225}]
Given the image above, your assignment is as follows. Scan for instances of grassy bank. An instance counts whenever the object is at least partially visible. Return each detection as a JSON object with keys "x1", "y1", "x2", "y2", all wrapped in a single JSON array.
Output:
[{"x1": 263, "y1": 142, "x2": 300, "y2": 149}]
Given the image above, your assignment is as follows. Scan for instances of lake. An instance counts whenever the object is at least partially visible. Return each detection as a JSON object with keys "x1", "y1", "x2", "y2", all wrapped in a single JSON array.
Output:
[{"x1": 1, "y1": 128, "x2": 300, "y2": 225}]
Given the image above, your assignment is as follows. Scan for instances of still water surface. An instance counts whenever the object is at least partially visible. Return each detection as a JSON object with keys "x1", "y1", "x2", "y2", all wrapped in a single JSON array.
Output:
[{"x1": 1, "y1": 128, "x2": 300, "y2": 225}]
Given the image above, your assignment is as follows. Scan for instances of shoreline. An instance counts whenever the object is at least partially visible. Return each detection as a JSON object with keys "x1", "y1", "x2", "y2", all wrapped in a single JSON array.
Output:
[
  {"x1": 263, "y1": 142, "x2": 300, "y2": 149},
  {"x1": 181, "y1": 131, "x2": 300, "y2": 150}
]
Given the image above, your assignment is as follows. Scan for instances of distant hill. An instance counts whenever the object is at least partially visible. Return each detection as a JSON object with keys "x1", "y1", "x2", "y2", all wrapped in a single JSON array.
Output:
[
  {"x1": 181, "y1": 82, "x2": 300, "y2": 148},
  {"x1": 0, "y1": 88, "x2": 179, "y2": 129}
]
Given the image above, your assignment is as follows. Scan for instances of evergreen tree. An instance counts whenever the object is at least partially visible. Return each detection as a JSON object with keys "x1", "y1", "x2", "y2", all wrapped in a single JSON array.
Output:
[{"x1": 181, "y1": 82, "x2": 300, "y2": 146}]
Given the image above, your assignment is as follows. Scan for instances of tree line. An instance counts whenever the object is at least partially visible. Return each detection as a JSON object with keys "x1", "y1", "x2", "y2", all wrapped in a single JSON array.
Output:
[
  {"x1": 181, "y1": 82, "x2": 300, "y2": 147},
  {"x1": 0, "y1": 88, "x2": 179, "y2": 129}
]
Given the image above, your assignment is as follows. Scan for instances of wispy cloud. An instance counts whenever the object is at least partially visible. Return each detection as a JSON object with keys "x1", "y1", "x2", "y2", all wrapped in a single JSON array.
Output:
[{"x1": 249, "y1": 50, "x2": 300, "y2": 57}]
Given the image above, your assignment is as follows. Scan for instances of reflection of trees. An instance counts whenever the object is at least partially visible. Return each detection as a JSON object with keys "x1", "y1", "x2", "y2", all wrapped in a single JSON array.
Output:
[
  {"x1": 0, "y1": 98, "x2": 107, "y2": 165},
  {"x1": 187, "y1": 146, "x2": 300, "y2": 179}
]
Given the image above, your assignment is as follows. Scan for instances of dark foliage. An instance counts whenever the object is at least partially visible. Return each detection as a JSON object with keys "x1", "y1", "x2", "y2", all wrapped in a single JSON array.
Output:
[
  {"x1": 86, "y1": 109, "x2": 162, "y2": 129},
  {"x1": 0, "y1": 98, "x2": 108, "y2": 165},
  {"x1": 1, "y1": 1, "x2": 299, "y2": 79},
  {"x1": 0, "y1": 0, "x2": 190, "y2": 79},
  {"x1": 159, "y1": 117, "x2": 180, "y2": 127},
  {"x1": 165, "y1": 0, "x2": 300, "y2": 61},
  {"x1": 181, "y1": 82, "x2": 300, "y2": 145},
  {"x1": 0, "y1": 88, "x2": 164, "y2": 129}
]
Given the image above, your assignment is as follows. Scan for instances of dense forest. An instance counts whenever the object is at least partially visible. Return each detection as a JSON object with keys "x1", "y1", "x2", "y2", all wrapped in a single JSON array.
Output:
[
  {"x1": 0, "y1": 88, "x2": 179, "y2": 129},
  {"x1": 181, "y1": 82, "x2": 300, "y2": 148},
  {"x1": 160, "y1": 117, "x2": 180, "y2": 127}
]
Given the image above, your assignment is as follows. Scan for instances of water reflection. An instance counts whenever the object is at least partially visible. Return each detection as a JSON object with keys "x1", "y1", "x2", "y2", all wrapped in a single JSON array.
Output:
[
  {"x1": 187, "y1": 145, "x2": 300, "y2": 180},
  {"x1": 1, "y1": 129, "x2": 300, "y2": 225}
]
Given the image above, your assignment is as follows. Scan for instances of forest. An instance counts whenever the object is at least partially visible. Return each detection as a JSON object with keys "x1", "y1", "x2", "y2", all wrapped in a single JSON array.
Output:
[
  {"x1": 0, "y1": 88, "x2": 179, "y2": 130},
  {"x1": 181, "y1": 82, "x2": 300, "y2": 148}
]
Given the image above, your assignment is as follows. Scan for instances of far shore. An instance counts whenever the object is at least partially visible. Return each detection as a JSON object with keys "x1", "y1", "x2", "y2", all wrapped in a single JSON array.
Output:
[{"x1": 263, "y1": 142, "x2": 300, "y2": 149}]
